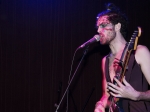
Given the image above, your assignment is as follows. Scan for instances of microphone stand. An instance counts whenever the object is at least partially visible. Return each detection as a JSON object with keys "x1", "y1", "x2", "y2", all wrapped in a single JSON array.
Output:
[{"x1": 55, "y1": 46, "x2": 89, "y2": 112}]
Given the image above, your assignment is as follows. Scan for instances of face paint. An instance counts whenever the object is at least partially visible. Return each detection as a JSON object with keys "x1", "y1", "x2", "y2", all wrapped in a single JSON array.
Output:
[
  {"x1": 97, "y1": 16, "x2": 116, "y2": 45},
  {"x1": 97, "y1": 16, "x2": 114, "y2": 32},
  {"x1": 103, "y1": 25, "x2": 113, "y2": 31},
  {"x1": 97, "y1": 16, "x2": 110, "y2": 26}
]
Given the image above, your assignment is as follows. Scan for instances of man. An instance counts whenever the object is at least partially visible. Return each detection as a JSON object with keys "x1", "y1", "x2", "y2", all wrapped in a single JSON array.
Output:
[{"x1": 94, "y1": 3, "x2": 150, "y2": 112}]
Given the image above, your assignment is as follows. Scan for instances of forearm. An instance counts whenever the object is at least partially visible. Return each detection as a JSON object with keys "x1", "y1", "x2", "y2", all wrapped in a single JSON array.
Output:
[{"x1": 137, "y1": 90, "x2": 150, "y2": 101}]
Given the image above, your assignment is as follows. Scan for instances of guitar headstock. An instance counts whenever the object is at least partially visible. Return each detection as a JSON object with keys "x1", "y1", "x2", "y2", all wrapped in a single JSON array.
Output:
[{"x1": 128, "y1": 27, "x2": 141, "y2": 51}]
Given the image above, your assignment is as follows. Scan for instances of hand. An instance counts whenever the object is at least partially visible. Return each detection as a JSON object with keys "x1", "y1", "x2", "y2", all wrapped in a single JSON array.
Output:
[
  {"x1": 94, "y1": 101, "x2": 105, "y2": 112},
  {"x1": 94, "y1": 106, "x2": 105, "y2": 112},
  {"x1": 107, "y1": 76, "x2": 140, "y2": 101}
]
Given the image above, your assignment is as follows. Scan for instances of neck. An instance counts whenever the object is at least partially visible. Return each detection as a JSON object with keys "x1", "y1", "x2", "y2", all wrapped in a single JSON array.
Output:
[{"x1": 109, "y1": 35, "x2": 127, "y2": 56}]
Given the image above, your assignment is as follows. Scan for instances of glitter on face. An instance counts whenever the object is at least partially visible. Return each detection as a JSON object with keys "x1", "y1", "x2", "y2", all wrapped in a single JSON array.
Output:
[
  {"x1": 97, "y1": 15, "x2": 116, "y2": 45},
  {"x1": 97, "y1": 16, "x2": 110, "y2": 27},
  {"x1": 97, "y1": 16, "x2": 114, "y2": 31}
]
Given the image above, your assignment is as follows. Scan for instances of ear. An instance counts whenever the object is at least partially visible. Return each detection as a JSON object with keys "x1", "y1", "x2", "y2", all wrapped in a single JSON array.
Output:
[{"x1": 115, "y1": 23, "x2": 121, "y2": 31}]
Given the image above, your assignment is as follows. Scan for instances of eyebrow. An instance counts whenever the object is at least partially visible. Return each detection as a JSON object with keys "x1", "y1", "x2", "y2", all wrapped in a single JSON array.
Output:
[{"x1": 98, "y1": 22, "x2": 110, "y2": 26}]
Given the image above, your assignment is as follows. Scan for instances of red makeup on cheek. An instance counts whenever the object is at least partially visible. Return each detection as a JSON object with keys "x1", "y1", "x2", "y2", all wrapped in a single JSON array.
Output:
[{"x1": 104, "y1": 28, "x2": 113, "y2": 31}]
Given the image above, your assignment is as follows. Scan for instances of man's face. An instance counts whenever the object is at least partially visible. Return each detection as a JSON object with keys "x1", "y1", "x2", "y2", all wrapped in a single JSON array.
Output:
[{"x1": 97, "y1": 15, "x2": 116, "y2": 45}]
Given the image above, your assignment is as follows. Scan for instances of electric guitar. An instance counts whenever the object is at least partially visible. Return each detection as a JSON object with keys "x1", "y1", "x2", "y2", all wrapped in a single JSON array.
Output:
[{"x1": 108, "y1": 27, "x2": 142, "y2": 112}]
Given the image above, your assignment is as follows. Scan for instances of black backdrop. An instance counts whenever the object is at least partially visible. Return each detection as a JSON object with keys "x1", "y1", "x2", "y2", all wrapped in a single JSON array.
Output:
[{"x1": 0, "y1": 0, "x2": 150, "y2": 112}]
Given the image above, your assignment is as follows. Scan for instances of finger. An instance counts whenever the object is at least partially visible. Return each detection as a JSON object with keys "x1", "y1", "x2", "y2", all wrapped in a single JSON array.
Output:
[
  {"x1": 94, "y1": 109, "x2": 98, "y2": 112},
  {"x1": 110, "y1": 92, "x2": 121, "y2": 98},
  {"x1": 106, "y1": 88, "x2": 109, "y2": 92},
  {"x1": 108, "y1": 86, "x2": 120, "y2": 94},
  {"x1": 94, "y1": 108, "x2": 103, "y2": 112},
  {"x1": 113, "y1": 77, "x2": 124, "y2": 88},
  {"x1": 94, "y1": 109, "x2": 99, "y2": 112},
  {"x1": 123, "y1": 76, "x2": 130, "y2": 86},
  {"x1": 108, "y1": 82, "x2": 121, "y2": 91}
]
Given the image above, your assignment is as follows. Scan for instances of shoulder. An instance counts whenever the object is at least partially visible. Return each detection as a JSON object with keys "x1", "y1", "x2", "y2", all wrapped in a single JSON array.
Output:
[
  {"x1": 101, "y1": 56, "x2": 106, "y2": 70},
  {"x1": 101, "y1": 55, "x2": 109, "y2": 74},
  {"x1": 102, "y1": 54, "x2": 110, "y2": 63},
  {"x1": 135, "y1": 45, "x2": 150, "y2": 57},
  {"x1": 102, "y1": 56, "x2": 106, "y2": 63},
  {"x1": 135, "y1": 45, "x2": 150, "y2": 64},
  {"x1": 136, "y1": 45, "x2": 149, "y2": 51}
]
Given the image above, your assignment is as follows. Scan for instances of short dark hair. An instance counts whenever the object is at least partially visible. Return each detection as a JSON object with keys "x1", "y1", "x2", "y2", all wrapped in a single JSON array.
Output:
[{"x1": 96, "y1": 3, "x2": 128, "y2": 39}]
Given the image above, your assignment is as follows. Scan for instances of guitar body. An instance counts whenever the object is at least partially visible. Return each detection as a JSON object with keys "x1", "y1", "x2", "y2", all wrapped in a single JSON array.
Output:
[{"x1": 108, "y1": 96, "x2": 124, "y2": 112}]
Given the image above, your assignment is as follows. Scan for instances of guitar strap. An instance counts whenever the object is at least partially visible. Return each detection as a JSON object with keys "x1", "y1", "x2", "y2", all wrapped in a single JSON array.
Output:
[{"x1": 124, "y1": 51, "x2": 136, "y2": 83}]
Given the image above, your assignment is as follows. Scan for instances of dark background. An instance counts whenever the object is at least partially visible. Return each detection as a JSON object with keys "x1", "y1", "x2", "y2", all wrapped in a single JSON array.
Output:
[{"x1": 0, "y1": 0, "x2": 149, "y2": 112}]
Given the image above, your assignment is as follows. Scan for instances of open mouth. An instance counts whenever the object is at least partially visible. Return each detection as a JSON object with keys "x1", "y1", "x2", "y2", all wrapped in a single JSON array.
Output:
[
  {"x1": 99, "y1": 34, "x2": 104, "y2": 42},
  {"x1": 100, "y1": 37, "x2": 103, "y2": 42}
]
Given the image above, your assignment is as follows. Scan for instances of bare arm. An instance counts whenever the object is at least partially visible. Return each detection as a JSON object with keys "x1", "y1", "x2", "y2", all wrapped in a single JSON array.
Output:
[
  {"x1": 135, "y1": 45, "x2": 150, "y2": 100},
  {"x1": 94, "y1": 56, "x2": 110, "y2": 112},
  {"x1": 107, "y1": 45, "x2": 150, "y2": 101}
]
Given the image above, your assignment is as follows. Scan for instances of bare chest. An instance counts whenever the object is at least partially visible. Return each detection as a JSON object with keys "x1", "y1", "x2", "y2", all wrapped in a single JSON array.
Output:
[{"x1": 109, "y1": 55, "x2": 121, "y2": 82}]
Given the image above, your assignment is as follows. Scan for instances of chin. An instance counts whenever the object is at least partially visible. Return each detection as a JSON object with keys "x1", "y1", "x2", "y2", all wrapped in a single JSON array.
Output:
[{"x1": 100, "y1": 41, "x2": 107, "y2": 45}]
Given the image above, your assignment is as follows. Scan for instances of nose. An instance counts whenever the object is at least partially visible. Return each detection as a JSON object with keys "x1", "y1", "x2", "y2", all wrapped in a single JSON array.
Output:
[{"x1": 97, "y1": 26, "x2": 102, "y2": 33}]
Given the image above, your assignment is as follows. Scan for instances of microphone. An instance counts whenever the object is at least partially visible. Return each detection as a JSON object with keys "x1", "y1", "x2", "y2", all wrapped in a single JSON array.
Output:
[{"x1": 78, "y1": 35, "x2": 100, "y2": 49}]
